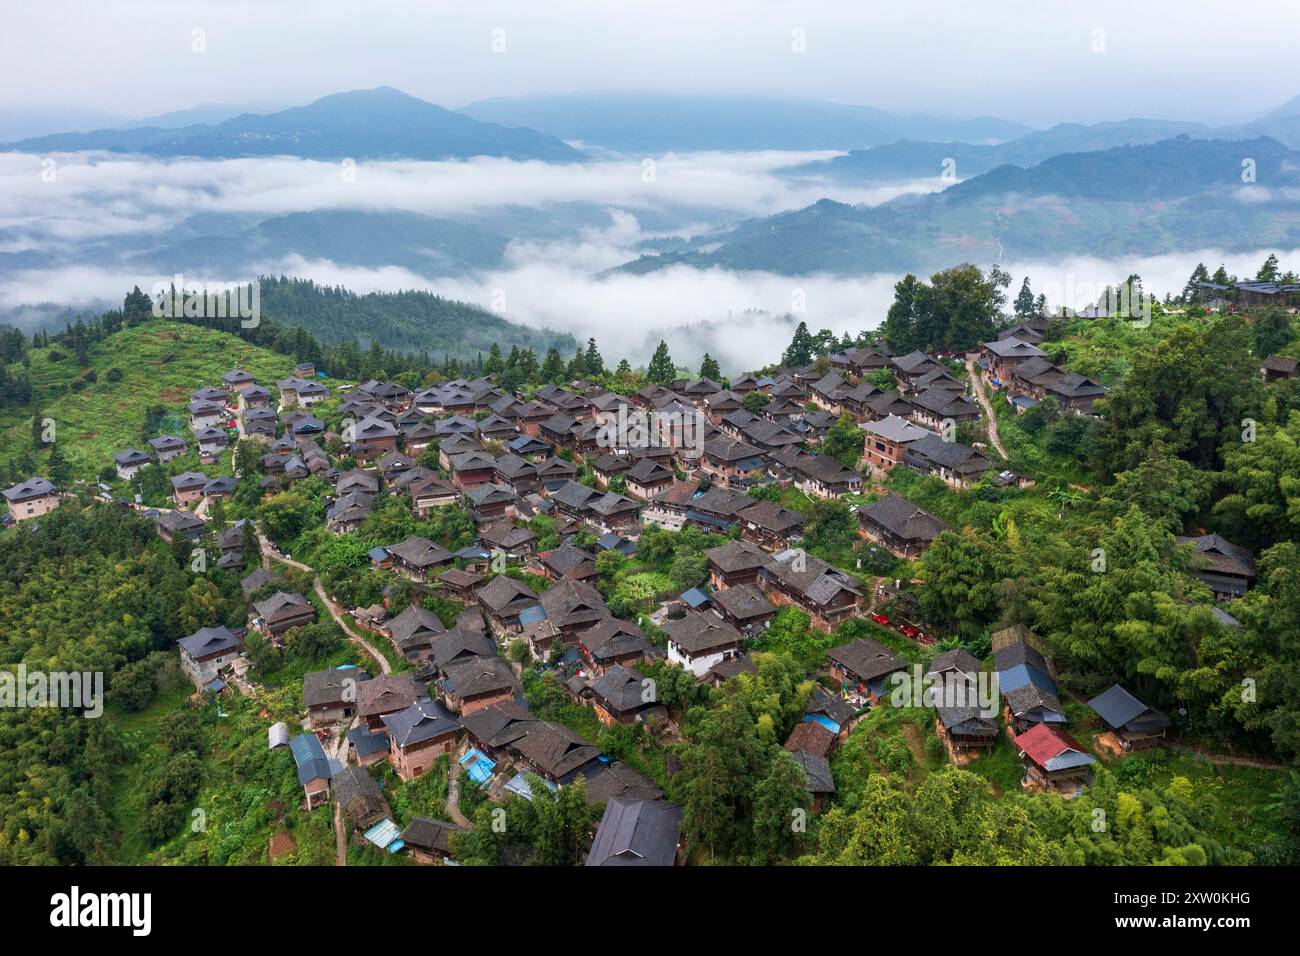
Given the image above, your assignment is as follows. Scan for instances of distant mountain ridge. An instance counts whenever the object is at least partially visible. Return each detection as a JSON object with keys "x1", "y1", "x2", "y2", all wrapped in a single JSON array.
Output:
[
  {"x1": 614, "y1": 135, "x2": 1300, "y2": 277},
  {"x1": 791, "y1": 109, "x2": 1300, "y2": 183},
  {"x1": 460, "y1": 92, "x2": 1032, "y2": 152},
  {"x1": 3, "y1": 87, "x2": 580, "y2": 162}
]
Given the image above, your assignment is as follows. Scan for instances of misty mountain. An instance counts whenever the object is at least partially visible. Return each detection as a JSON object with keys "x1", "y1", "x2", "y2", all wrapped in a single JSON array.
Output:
[
  {"x1": 790, "y1": 118, "x2": 1211, "y2": 182},
  {"x1": 3, "y1": 87, "x2": 580, "y2": 162},
  {"x1": 254, "y1": 275, "x2": 577, "y2": 359},
  {"x1": 22, "y1": 209, "x2": 512, "y2": 281},
  {"x1": 790, "y1": 106, "x2": 1300, "y2": 183},
  {"x1": 121, "y1": 101, "x2": 290, "y2": 129},
  {"x1": 460, "y1": 92, "x2": 1032, "y2": 152},
  {"x1": 614, "y1": 136, "x2": 1300, "y2": 277}
]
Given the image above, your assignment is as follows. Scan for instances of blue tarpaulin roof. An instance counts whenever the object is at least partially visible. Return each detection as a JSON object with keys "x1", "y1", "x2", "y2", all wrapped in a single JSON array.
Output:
[
  {"x1": 519, "y1": 604, "x2": 548, "y2": 627},
  {"x1": 459, "y1": 748, "x2": 496, "y2": 785},
  {"x1": 997, "y1": 662, "x2": 1056, "y2": 695},
  {"x1": 805, "y1": 713, "x2": 841, "y2": 735},
  {"x1": 363, "y1": 818, "x2": 403, "y2": 851}
]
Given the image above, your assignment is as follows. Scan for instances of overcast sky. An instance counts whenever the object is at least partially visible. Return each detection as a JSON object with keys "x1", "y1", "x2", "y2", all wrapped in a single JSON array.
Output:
[{"x1": 3, "y1": 0, "x2": 1297, "y2": 128}]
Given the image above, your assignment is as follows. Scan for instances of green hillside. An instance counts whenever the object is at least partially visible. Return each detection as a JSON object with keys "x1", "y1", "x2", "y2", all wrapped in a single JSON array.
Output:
[
  {"x1": 0, "y1": 321, "x2": 313, "y2": 479},
  {"x1": 255, "y1": 276, "x2": 578, "y2": 360}
]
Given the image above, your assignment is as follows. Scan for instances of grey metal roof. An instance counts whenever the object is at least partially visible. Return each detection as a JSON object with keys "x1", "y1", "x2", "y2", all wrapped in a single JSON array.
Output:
[
  {"x1": 1087, "y1": 684, "x2": 1171, "y2": 733},
  {"x1": 585, "y1": 798, "x2": 683, "y2": 866}
]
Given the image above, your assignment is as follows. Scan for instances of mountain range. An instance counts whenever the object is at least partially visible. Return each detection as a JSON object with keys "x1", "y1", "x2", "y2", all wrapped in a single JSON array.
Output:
[
  {"x1": 614, "y1": 136, "x2": 1300, "y2": 277},
  {"x1": 3, "y1": 87, "x2": 580, "y2": 162},
  {"x1": 790, "y1": 106, "x2": 1300, "y2": 183},
  {"x1": 460, "y1": 92, "x2": 1032, "y2": 152}
]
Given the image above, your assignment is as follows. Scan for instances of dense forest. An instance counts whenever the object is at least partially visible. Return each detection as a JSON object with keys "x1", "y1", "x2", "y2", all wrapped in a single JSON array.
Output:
[{"x1": 254, "y1": 276, "x2": 578, "y2": 361}]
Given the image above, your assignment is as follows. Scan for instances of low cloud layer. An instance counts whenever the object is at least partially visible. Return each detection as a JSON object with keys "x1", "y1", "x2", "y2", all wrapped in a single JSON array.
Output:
[
  {"x1": 0, "y1": 150, "x2": 942, "y2": 253},
  {"x1": 1, "y1": 148, "x2": 1294, "y2": 373},
  {"x1": 1, "y1": 244, "x2": 1293, "y2": 373}
]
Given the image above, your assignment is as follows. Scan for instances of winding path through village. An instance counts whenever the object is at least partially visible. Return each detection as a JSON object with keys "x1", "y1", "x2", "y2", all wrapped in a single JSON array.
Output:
[
  {"x1": 256, "y1": 529, "x2": 391, "y2": 675},
  {"x1": 966, "y1": 353, "x2": 1008, "y2": 458}
]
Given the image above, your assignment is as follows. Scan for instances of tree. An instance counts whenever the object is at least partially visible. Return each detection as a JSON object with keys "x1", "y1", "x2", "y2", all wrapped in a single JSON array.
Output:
[
  {"x1": 741, "y1": 391, "x2": 770, "y2": 413},
  {"x1": 883, "y1": 264, "x2": 1008, "y2": 353},
  {"x1": 916, "y1": 528, "x2": 1007, "y2": 636},
  {"x1": 1213, "y1": 412, "x2": 1300, "y2": 550},
  {"x1": 483, "y1": 342, "x2": 504, "y2": 376},
  {"x1": 782, "y1": 322, "x2": 815, "y2": 366},
  {"x1": 1253, "y1": 309, "x2": 1294, "y2": 358},
  {"x1": 1103, "y1": 440, "x2": 1213, "y2": 531},
  {"x1": 584, "y1": 338, "x2": 605, "y2": 378},
  {"x1": 699, "y1": 353, "x2": 721, "y2": 381},
  {"x1": 1092, "y1": 315, "x2": 1264, "y2": 474},
  {"x1": 1014, "y1": 276, "x2": 1035, "y2": 317},
  {"x1": 45, "y1": 443, "x2": 70, "y2": 485},
  {"x1": 540, "y1": 347, "x2": 566, "y2": 384},
  {"x1": 1258, "y1": 253, "x2": 1281, "y2": 282},
  {"x1": 647, "y1": 340, "x2": 675, "y2": 384},
  {"x1": 1182, "y1": 262, "x2": 1210, "y2": 302},
  {"x1": 109, "y1": 656, "x2": 162, "y2": 711},
  {"x1": 819, "y1": 412, "x2": 864, "y2": 469},
  {"x1": 750, "y1": 749, "x2": 812, "y2": 863}
]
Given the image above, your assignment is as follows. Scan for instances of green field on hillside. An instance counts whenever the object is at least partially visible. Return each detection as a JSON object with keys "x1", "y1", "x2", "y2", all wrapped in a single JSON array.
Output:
[{"x1": 0, "y1": 321, "x2": 334, "y2": 479}]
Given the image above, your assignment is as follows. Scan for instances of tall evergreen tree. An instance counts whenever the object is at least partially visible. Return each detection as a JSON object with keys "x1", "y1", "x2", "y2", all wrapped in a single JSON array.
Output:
[
  {"x1": 540, "y1": 348, "x2": 566, "y2": 384},
  {"x1": 1014, "y1": 277, "x2": 1035, "y2": 317},
  {"x1": 1258, "y1": 253, "x2": 1281, "y2": 281},
  {"x1": 699, "y1": 353, "x2": 721, "y2": 381},
  {"x1": 584, "y1": 338, "x2": 604, "y2": 378},
  {"x1": 647, "y1": 341, "x2": 675, "y2": 384},
  {"x1": 782, "y1": 322, "x2": 815, "y2": 366}
]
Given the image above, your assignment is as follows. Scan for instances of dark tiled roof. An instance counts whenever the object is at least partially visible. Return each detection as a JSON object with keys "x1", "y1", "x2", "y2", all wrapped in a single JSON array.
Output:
[
  {"x1": 585, "y1": 798, "x2": 682, "y2": 866},
  {"x1": 826, "y1": 637, "x2": 903, "y2": 682}
]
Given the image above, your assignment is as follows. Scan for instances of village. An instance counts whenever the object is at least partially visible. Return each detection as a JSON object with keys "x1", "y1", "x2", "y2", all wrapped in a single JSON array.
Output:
[{"x1": 2, "y1": 304, "x2": 1294, "y2": 867}]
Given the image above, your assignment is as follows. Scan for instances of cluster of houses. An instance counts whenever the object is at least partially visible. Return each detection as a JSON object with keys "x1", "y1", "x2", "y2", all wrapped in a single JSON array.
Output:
[
  {"x1": 9, "y1": 320, "x2": 1279, "y2": 856},
  {"x1": 978, "y1": 319, "x2": 1108, "y2": 415}
]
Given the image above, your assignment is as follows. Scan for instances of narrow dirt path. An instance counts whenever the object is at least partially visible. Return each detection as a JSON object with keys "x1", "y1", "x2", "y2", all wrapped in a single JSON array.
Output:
[
  {"x1": 312, "y1": 578, "x2": 392, "y2": 676},
  {"x1": 966, "y1": 353, "x2": 1008, "y2": 459},
  {"x1": 445, "y1": 755, "x2": 473, "y2": 828},
  {"x1": 256, "y1": 530, "x2": 392, "y2": 675}
]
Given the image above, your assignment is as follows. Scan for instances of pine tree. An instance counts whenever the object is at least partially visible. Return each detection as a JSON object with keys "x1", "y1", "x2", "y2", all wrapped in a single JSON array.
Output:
[
  {"x1": 45, "y1": 443, "x2": 70, "y2": 486},
  {"x1": 541, "y1": 348, "x2": 566, "y2": 384},
  {"x1": 1014, "y1": 277, "x2": 1035, "y2": 317},
  {"x1": 584, "y1": 338, "x2": 605, "y2": 378},
  {"x1": 783, "y1": 322, "x2": 815, "y2": 366},
  {"x1": 566, "y1": 349, "x2": 586, "y2": 380},
  {"x1": 484, "y1": 343, "x2": 504, "y2": 375},
  {"x1": 1257, "y1": 253, "x2": 1281, "y2": 282},
  {"x1": 647, "y1": 341, "x2": 675, "y2": 384},
  {"x1": 699, "y1": 353, "x2": 721, "y2": 381}
]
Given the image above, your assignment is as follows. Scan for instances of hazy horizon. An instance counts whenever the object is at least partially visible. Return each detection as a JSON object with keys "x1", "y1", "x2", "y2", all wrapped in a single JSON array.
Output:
[{"x1": 4, "y1": 0, "x2": 1298, "y2": 132}]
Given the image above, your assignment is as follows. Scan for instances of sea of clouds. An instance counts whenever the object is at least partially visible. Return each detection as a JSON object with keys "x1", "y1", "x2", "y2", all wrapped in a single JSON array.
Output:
[{"x1": 1, "y1": 149, "x2": 1295, "y2": 371}]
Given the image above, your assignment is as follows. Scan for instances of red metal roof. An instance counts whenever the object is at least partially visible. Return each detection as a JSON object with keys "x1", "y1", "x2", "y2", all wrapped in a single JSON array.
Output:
[{"x1": 1013, "y1": 723, "x2": 1087, "y2": 767}]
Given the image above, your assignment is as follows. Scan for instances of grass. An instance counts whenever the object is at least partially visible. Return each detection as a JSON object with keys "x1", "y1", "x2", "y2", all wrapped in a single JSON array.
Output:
[{"x1": 0, "y1": 320, "x2": 345, "y2": 480}]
